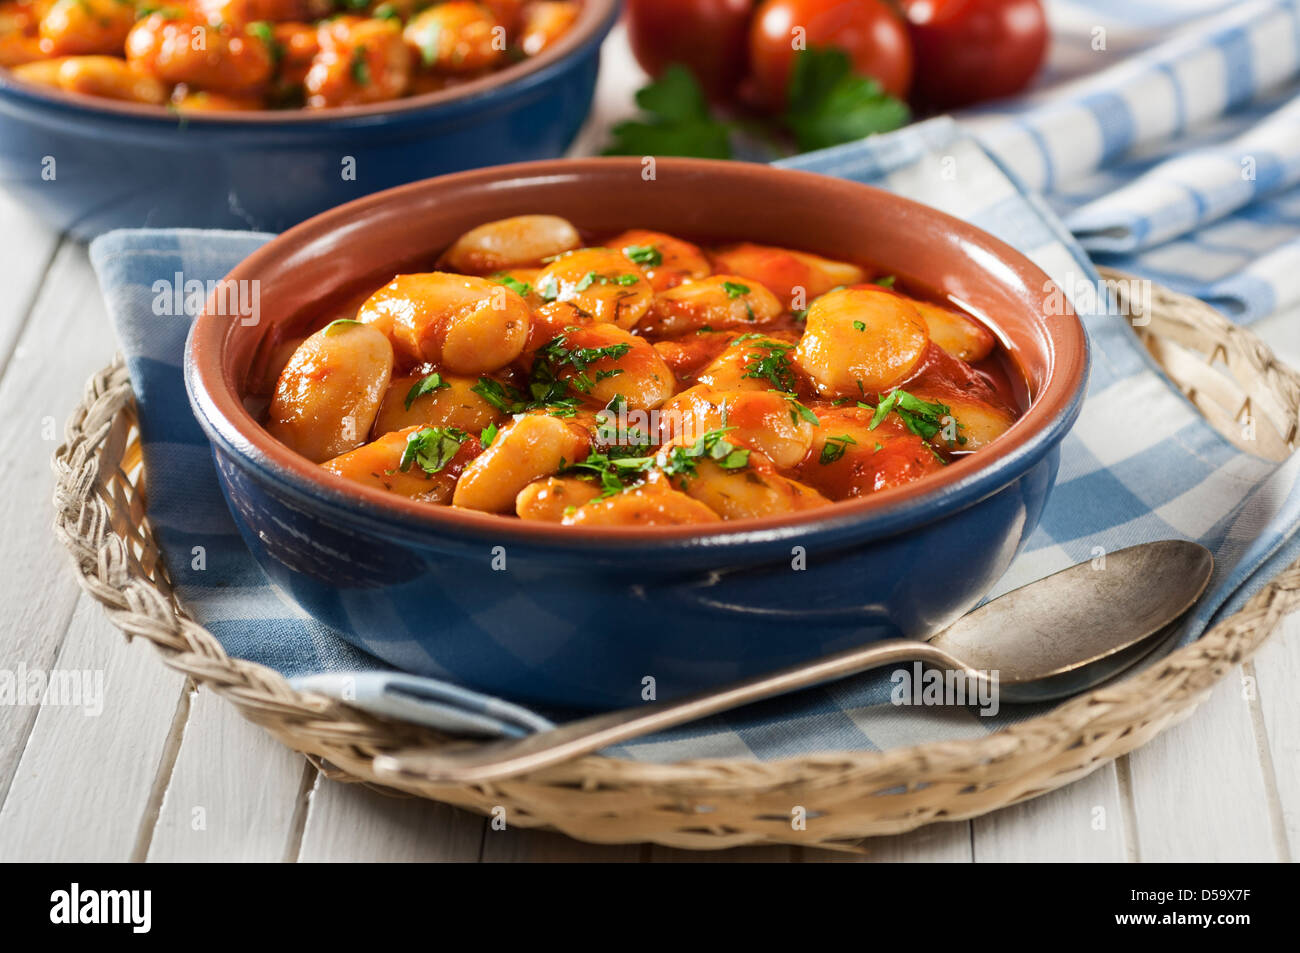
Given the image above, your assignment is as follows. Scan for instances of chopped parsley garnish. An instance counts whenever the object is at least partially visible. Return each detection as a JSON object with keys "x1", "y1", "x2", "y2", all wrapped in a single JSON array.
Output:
[
  {"x1": 350, "y1": 46, "x2": 370, "y2": 86},
  {"x1": 624, "y1": 245, "x2": 663, "y2": 267},
  {"x1": 417, "y1": 30, "x2": 439, "y2": 68},
  {"x1": 532, "y1": 333, "x2": 632, "y2": 397},
  {"x1": 471, "y1": 332, "x2": 631, "y2": 415},
  {"x1": 868, "y1": 389, "x2": 951, "y2": 441},
  {"x1": 493, "y1": 273, "x2": 532, "y2": 297},
  {"x1": 561, "y1": 427, "x2": 750, "y2": 498},
  {"x1": 373, "y1": 1, "x2": 399, "y2": 18},
  {"x1": 322, "y1": 318, "x2": 362, "y2": 335},
  {"x1": 246, "y1": 21, "x2": 283, "y2": 65},
  {"x1": 819, "y1": 434, "x2": 858, "y2": 465},
  {"x1": 739, "y1": 338, "x2": 798, "y2": 392},
  {"x1": 404, "y1": 372, "x2": 449, "y2": 410},
  {"x1": 399, "y1": 427, "x2": 467, "y2": 475},
  {"x1": 572, "y1": 271, "x2": 640, "y2": 292},
  {"x1": 480, "y1": 422, "x2": 498, "y2": 448},
  {"x1": 471, "y1": 377, "x2": 526, "y2": 414},
  {"x1": 852, "y1": 320, "x2": 866, "y2": 332},
  {"x1": 874, "y1": 275, "x2": 897, "y2": 288},
  {"x1": 536, "y1": 275, "x2": 560, "y2": 302},
  {"x1": 779, "y1": 393, "x2": 820, "y2": 427},
  {"x1": 722, "y1": 281, "x2": 750, "y2": 300}
]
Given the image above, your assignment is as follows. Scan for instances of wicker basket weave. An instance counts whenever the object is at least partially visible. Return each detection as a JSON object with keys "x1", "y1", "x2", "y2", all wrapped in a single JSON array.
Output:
[{"x1": 50, "y1": 268, "x2": 1300, "y2": 851}]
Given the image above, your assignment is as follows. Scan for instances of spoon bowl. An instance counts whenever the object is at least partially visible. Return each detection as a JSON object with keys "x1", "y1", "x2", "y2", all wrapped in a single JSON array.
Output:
[{"x1": 932, "y1": 538, "x2": 1215, "y2": 701}]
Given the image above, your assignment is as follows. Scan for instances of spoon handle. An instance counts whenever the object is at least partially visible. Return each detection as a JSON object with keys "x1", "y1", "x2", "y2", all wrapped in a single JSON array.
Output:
[{"x1": 375, "y1": 638, "x2": 955, "y2": 784}]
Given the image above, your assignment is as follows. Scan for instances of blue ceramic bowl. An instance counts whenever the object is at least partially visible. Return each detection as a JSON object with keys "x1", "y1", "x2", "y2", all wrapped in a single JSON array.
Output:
[
  {"x1": 185, "y1": 158, "x2": 1090, "y2": 710},
  {"x1": 0, "y1": 0, "x2": 618, "y2": 239}
]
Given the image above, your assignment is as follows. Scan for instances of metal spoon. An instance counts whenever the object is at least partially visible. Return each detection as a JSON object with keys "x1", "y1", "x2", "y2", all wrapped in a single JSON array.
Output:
[{"x1": 374, "y1": 540, "x2": 1213, "y2": 785}]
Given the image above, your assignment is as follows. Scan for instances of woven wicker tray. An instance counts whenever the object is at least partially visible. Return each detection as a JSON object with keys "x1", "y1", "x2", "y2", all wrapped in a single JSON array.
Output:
[{"x1": 51, "y1": 268, "x2": 1300, "y2": 851}]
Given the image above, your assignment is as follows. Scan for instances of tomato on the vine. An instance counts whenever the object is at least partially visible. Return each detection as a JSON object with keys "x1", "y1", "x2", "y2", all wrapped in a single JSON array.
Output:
[
  {"x1": 748, "y1": 0, "x2": 913, "y2": 111},
  {"x1": 625, "y1": 0, "x2": 757, "y2": 104},
  {"x1": 903, "y1": 0, "x2": 1048, "y2": 112}
]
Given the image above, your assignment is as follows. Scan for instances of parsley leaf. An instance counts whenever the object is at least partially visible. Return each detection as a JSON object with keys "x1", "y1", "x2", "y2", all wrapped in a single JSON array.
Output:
[
  {"x1": 472, "y1": 377, "x2": 528, "y2": 414},
  {"x1": 779, "y1": 392, "x2": 820, "y2": 427},
  {"x1": 624, "y1": 245, "x2": 663, "y2": 267},
  {"x1": 784, "y1": 47, "x2": 909, "y2": 152},
  {"x1": 819, "y1": 434, "x2": 858, "y2": 465},
  {"x1": 323, "y1": 318, "x2": 362, "y2": 336},
  {"x1": 722, "y1": 281, "x2": 750, "y2": 299},
  {"x1": 869, "y1": 389, "x2": 951, "y2": 441},
  {"x1": 404, "y1": 372, "x2": 450, "y2": 410},
  {"x1": 480, "y1": 422, "x2": 498, "y2": 448},
  {"x1": 604, "y1": 65, "x2": 733, "y2": 159},
  {"x1": 246, "y1": 20, "x2": 283, "y2": 65},
  {"x1": 536, "y1": 275, "x2": 560, "y2": 302},
  {"x1": 493, "y1": 273, "x2": 532, "y2": 297},
  {"x1": 350, "y1": 46, "x2": 370, "y2": 86},
  {"x1": 399, "y1": 427, "x2": 467, "y2": 475}
]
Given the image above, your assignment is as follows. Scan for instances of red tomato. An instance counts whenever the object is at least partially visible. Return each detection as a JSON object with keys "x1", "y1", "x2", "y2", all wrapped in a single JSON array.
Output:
[
  {"x1": 748, "y1": 0, "x2": 913, "y2": 111},
  {"x1": 903, "y1": 0, "x2": 1048, "y2": 112},
  {"x1": 625, "y1": 0, "x2": 756, "y2": 103}
]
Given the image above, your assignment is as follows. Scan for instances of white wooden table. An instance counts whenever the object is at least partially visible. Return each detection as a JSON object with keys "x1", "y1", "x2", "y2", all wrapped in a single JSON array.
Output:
[{"x1": 1, "y1": 29, "x2": 1297, "y2": 862}]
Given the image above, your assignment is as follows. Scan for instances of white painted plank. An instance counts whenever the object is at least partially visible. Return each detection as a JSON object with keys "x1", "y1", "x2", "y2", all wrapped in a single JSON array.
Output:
[
  {"x1": 0, "y1": 191, "x2": 60, "y2": 366},
  {"x1": 0, "y1": 594, "x2": 187, "y2": 861},
  {"x1": 481, "y1": 826, "x2": 643, "y2": 862},
  {"x1": 0, "y1": 242, "x2": 120, "y2": 806},
  {"x1": 1248, "y1": 612, "x2": 1300, "y2": 859},
  {"x1": 296, "y1": 775, "x2": 484, "y2": 862},
  {"x1": 973, "y1": 763, "x2": 1130, "y2": 862},
  {"x1": 1125, "y1": 666, "x2": 1282, "y2": 861},
  {"x1": 146, "y1": 688, "x2": 309, "y2": 862}
]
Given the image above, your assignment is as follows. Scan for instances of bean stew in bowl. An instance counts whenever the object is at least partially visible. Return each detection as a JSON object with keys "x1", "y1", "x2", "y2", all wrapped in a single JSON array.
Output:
[
  {"x1": 257, "y1": 217, "x2": 1026, "y2": 527},
  {"x1": 2, "y1": 0, "x2": 582, "y2": 111},
  {"x1": 186, "y1": 158, "x2": 1087, "y2": 707}
]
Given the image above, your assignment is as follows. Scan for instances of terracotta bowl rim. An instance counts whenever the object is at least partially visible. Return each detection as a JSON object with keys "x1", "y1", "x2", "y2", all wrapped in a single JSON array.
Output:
[
  {"x1": 0, "y1": 0, "x2": 617, "y2": 126},
  {"x1": 185, "y1": 156, "x2": 1090, "y2": 550}
]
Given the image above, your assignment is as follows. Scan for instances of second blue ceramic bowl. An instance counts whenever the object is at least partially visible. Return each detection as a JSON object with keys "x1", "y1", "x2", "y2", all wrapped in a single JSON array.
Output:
[
  {"x1": 0, "y1": 0, "x2": 618, "y2": 239},
  {"x1": 186, "y1": 158, "x2": 1090, "y2": 710}
]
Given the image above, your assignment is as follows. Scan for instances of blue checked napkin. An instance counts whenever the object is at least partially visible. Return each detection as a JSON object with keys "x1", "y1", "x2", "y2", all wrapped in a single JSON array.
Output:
[
  {"x1": 968, "y1": 0, "x2": 1300, "y2": 322},
  {"x1": 87, "y1": 1, "x2": 1300, "y2": 760}
]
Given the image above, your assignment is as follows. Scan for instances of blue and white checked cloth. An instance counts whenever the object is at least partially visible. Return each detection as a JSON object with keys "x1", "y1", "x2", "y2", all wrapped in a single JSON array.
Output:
[
  {"x1": 88, "y1": 0, "x2": 1300, "y2": 760},
  {"x1": 969, "y1": 0, "x2": 1300, "y2": 322}
]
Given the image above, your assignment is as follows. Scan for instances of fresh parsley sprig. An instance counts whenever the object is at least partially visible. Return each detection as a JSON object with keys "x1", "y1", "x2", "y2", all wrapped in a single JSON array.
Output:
[
  {"x1": 784, "y1": 47, "x2": 910, "y2": 153},
  {"x1": 604, "y1": 49, "x2": 909, "y2": 160},
  {"x1": 604, "y1": 65, "x2": 734, "y2": 159}
]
